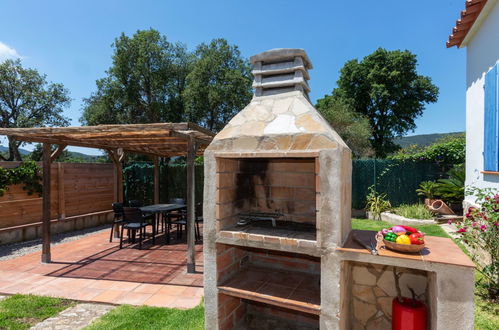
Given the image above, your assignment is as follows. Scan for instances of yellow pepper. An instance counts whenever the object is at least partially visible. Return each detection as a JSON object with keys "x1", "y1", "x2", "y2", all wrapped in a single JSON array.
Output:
[{"x1": 396, "y1": 234, "x2": 411, "y2": 245}]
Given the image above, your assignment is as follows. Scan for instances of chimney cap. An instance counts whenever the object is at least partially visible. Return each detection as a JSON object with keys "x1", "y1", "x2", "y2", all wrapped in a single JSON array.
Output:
[{"x1": 250, "y1": 48, "x2": 313, "y2": 69}]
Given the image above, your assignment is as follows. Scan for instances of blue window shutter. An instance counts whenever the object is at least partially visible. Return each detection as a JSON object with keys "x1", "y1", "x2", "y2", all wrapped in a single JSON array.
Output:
[{"x1": 484, "y1": 64, "x2": 499, "y2": 172}]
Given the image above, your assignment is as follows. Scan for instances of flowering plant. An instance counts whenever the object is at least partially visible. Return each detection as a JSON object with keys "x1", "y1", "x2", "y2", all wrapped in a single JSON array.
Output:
[{"x1": 457, "y1": 187, "x2": 499, "y2": 299}]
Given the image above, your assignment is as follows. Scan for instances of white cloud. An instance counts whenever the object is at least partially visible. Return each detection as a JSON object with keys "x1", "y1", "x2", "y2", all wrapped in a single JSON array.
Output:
[{"x1": 0, "y1": 41, "x2": 21, "y2": 62}]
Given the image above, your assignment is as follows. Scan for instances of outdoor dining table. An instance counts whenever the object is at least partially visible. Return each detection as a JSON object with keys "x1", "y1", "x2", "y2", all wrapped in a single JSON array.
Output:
[{"x1": 139, "y1": 203, "x2": 186, "y2": 244}]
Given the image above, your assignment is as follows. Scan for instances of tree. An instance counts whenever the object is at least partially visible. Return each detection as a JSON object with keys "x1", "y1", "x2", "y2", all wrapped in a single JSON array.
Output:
[
  {"x1": 0, "y1": 59, "x2": 70, "y2": 160},
  {"x1": 316, "y1": 96, "x2": 372, "y2": 158},
  {"x1": 183, "y1": 39, "x2": 252, "y2": 131},
  {"x1": 81, "y1": 29, "x2": 192, "y2": 125},
  {"x1": 332, "y1": 48, "x2": 439, "y2": 157}
]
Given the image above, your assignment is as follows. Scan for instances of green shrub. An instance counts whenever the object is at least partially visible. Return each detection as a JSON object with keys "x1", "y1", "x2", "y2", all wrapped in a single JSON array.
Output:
[
  {"x1": 435, "y1": 164, "x2": 465, "y2": 204},
  {"x1": 392, "y1": 203, "x2": 434, "y2": 220},
  {"x1": 0, "y1": 161, "x2": 43, "y2": 197},
  {"x1": 365, "y1": 187, "x2": 391, "y2": 221},
  {"x1": 390, "y1": 134, "x2": 465, "y2": 172}
]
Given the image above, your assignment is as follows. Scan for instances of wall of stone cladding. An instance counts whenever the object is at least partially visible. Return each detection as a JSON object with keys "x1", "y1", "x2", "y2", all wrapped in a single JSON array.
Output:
[
  {"x1": 349, "y1": 261, "x2": 429, "y2": 330},
  {"x1": 216, "y1": 157, "x2": 318, "y2": 229}
]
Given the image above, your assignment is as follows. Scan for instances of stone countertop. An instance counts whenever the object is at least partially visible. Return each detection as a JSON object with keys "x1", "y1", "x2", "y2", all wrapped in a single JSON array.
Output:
[{"x1": 336, "y1": 230, "x2": 475, "y2": 268}]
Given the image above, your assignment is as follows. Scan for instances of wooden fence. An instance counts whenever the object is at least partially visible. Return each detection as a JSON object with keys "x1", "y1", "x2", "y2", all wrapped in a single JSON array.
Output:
[{"x1": 0, "y1": 162, "x2": 114, "y2": 230}]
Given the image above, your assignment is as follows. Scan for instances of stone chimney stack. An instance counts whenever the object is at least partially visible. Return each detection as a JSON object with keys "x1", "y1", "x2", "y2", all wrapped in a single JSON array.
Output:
[{"x1": 250, "y1": 48, "x2": 313, "y2": 99}]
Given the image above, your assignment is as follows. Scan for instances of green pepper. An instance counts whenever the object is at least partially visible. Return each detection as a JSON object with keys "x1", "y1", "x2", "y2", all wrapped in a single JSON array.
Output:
[{"x1": 384, "y1": 233, "x2": 396, "y2": 242}]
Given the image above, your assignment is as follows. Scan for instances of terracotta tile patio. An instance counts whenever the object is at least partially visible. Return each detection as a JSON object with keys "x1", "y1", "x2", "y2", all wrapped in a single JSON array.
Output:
[{"x1": 0, "y1": 230, "x2": 204, "y2": 308}]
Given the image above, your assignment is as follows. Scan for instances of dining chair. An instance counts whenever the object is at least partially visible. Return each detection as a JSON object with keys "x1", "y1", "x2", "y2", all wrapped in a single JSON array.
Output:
[
  {"x1": 169, "y1": 198, "x2": 185, "y2": 205},
  {"x1": 195, "y1": 202, "x2": 203, "y2": 241},
  {"x1": 167, "y1": 198, "x2": 187, "y2": 239},
  {"x1": 110, "y1": 202, "x2": 124, "y2": 242},
  {"x1": 128, "y1": 200, "x2": 142, "y2": 207},
  {"x1": 120, "y1": 207, "x2": 153, "y2": 249}
]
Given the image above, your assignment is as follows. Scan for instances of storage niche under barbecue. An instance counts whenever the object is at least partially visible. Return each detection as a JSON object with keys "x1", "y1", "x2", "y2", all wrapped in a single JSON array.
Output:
[
  {"x1": 216, "y1": 243, "x2": 320, "y2": 329},
  {"x1": 216, "y1": 157, "x2": 318, "y2": 250}
]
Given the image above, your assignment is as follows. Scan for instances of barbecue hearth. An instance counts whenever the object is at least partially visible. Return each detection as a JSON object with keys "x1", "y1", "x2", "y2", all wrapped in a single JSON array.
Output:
[{"x1": 203, "y1": 48, "x2": 351, "y2": 329}]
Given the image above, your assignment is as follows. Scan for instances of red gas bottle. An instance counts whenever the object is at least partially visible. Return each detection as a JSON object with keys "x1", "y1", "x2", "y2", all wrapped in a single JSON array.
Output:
[{"x1": 392, "y1": 297, "x2": 427, "y2": 330}]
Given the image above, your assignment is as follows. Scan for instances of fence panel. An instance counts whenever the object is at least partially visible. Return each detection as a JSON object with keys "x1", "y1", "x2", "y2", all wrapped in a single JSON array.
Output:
[
  {"x1": 0, "y1": 162, "x2": 114, "y2": 229},
  {"x1": 123, "y1": 162, "x2": 204, "y2": 205},
  {"x1": 352, "y1": 160, "x2": 441, "y2": 209}
]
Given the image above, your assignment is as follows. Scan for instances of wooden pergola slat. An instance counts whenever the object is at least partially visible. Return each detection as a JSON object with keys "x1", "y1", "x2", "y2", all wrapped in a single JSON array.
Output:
[{"x1": 0, "y1": 122, "x2": 214, "y2": 274}]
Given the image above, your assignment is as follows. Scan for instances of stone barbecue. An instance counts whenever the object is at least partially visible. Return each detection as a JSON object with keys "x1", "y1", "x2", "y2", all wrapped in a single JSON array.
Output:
[{"x1": 203, "y1": 49, "x2": 475, "y2": 329}]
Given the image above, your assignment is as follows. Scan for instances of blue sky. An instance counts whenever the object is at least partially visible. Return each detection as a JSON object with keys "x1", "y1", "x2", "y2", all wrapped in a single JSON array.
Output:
[{"x1": 0, "y1": 0, "x2": 466, "y2": 155}]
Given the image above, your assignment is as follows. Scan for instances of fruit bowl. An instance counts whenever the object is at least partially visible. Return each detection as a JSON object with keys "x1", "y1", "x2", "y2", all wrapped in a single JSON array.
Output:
[{"x1": 383, "y1": 239, "x2": 425, "y2": 253}]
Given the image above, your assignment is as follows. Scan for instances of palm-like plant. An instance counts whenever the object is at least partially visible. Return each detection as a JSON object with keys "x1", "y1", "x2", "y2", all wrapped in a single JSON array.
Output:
[
  {"x1": 416, "y1": 181, "x2": 439, "y2": 199},
  {"x1": 435, "y1": 164, "x2": 465, "y2": 204}
]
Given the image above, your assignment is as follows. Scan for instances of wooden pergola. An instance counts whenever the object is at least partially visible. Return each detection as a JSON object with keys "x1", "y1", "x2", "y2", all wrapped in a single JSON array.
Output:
[{"x1": 0, "y1": 123, "x2": 214, "y2": 273}]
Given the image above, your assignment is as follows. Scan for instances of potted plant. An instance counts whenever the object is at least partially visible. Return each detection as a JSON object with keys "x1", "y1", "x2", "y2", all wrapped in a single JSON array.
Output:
[{"x1": 416, "y1": 181, "x2": 438, "y2": 207}]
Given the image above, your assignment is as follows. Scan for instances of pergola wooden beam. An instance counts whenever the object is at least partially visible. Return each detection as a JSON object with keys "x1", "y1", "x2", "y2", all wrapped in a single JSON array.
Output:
[
  {"x1": 0, "y1": 123, "x2": 214, "y2": 269},
  {"x1": 50, "y1": 144, "x2": 67, "y2": 162}
]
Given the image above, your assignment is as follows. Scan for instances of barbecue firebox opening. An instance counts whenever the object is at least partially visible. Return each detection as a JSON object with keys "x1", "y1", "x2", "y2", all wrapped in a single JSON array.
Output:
[{"x1": 216, "y1": 157, "x2": 318, "y2": 241}]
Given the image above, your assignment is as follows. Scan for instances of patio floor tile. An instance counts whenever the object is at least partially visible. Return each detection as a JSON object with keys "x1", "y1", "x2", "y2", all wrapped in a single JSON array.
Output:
[
  {"x1": 115, "y1": 292, "x2": 153, "y2": 305},
  {"x1": 143, "y1": 294, "x2": 179, "y2": 308},
  {"x1": 0, "y1": 230, "x2": 204, "y2": 308}
]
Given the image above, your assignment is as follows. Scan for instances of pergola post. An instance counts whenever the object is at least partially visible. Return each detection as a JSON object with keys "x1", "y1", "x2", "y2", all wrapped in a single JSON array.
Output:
[
  {"x1": 41, "y1": 143, "x2": 52, "y2": 263},
  {"x1": 186, "y1": 135, "x2": 198, "y2": 273},
  {"x1": 153, "y1": 156, "x2": 160, "y2": 204},
  {"x1": 107, "y1": 149, "x2": 124, "y2": 204},
  {"x1": 107, "y1": 149, "x2": 124, "y2": 239}
]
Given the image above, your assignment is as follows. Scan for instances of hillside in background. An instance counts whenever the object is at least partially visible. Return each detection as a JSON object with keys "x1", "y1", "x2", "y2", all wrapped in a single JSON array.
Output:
[
  {"x1": 0, "y1": 145, "x2": 107, "y2": 162},
  {"x1": 394, "y1": 132, "x2": 464, "y2": 148},
  {"x1": 0, "y1": 146, "x2": 30, "y2": 155}
]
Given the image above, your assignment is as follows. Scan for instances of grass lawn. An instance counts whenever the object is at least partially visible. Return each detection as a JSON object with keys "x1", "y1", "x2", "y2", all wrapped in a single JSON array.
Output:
[
  {"x1": 0, "y1": 294, "x2": 73, "y2": 330},
  {"x1": 85, "y1": 303, "x2": 204, "y2": 330},
  {"x1": 351, "y1": 218, "x2": 448, "y2": 237}
]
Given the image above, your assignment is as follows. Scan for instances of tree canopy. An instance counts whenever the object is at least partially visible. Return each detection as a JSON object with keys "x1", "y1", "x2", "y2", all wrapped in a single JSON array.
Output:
[
  {"x1": 81, "y1": 30, "x2": 252, "y2": 132},
  {"x1": 0, "y1": 59, "x2": 70, "y2": 160},
  {"x1": 331, "y1": 48, "x2": 439, "y2": 158},
  {"x1": 316, "y1": 96, "x2": 372, "y2": 158},
  {"x1": 183, "y1": 39, "x2": 252, "y2": 131},
  {"x1": 81, "y1": 29, "x2": 191, "y2": 125}
]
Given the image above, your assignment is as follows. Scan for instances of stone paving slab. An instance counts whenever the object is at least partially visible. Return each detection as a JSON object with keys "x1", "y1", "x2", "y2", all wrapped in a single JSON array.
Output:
[{"x1": 30, "y1": 303, "x2": 115, "y2": 330}]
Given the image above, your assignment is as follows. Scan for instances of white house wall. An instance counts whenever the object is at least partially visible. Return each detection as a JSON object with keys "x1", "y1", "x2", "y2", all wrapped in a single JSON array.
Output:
[{"x1": 465, "y1": 0, "x2": 499, "y2": 204}]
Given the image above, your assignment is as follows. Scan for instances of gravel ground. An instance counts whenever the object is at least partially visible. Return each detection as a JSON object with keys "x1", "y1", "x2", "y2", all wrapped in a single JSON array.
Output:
[{"x1": 0, "y1": 225, "x2": 111, "y2": 261}]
